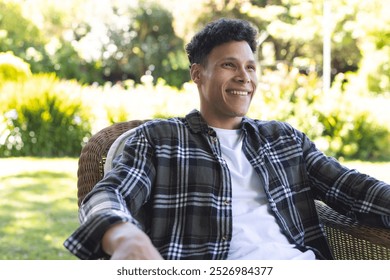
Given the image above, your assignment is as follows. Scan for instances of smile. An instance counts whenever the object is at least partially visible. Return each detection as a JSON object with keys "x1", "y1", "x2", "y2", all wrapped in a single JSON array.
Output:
[{"x1": 228, "y1": 90, "x2": 250, "y2": 96}]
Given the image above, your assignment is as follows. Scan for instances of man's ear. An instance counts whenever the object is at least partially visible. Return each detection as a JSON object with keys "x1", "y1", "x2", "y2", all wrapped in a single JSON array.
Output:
[{"x1": 190, "y1": 64, "x2": 202, "y2": 84}]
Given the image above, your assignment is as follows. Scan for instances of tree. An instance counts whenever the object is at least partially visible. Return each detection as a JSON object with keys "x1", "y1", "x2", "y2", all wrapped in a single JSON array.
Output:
[
  {"x1": 194, "y1": 0, "x2": 373, "y2": 82},
  {"x1": 0, "y1": 0, "x2": 102, "y2": 84},
  {"x1": 0, "y1": 0, "x2": 53, "y2": 73},
  {"x1": 99, "y1": 0, "x2": 189, "y2": 87}
]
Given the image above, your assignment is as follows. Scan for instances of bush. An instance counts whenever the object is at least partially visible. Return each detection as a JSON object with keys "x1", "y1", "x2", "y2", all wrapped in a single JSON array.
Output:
[
  {"x1": 0, "y1": 52, "x2": 31, "y2": 82},
  {"x1": 1, "y1": 60, "x2": 388, "y2": 161},
  {"x1": 250, "y1": 64, "x2": 324, "y2": 140},
  {"x1": 0, "y1": 1, "x2": 53, "y2": 75},
  {"x1": 316, "y1": 106, "x2": 390, "y2": 161},
  {"x1": 0, "y1": 73, "x2": 92, "y2": 157},
  {"x1": 313, "y1": 74, "x2": 390, "y2": 161},
  {"x1": 250, "y1": 64, "x2": 390, "y2": 161}
]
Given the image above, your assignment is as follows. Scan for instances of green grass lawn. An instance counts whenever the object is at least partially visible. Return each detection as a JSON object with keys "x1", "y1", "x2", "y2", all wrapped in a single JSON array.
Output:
[
  {"x1": 0, "y1": 157, "x2": 389, "y2": 260},
  {"x1": 0, "y1": 158, "x2": 79, "y2": 260}
]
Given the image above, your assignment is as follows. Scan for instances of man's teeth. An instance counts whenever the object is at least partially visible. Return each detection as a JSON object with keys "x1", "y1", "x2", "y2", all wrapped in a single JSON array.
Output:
[{"x1": 230, "y1": 90, "x2": 249, "y2": 96}]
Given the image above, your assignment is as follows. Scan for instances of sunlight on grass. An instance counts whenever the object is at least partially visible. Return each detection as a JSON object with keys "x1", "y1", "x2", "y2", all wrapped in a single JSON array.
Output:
[{"x1": 0, "y1": 158, "x2": 79, "y2": 260}]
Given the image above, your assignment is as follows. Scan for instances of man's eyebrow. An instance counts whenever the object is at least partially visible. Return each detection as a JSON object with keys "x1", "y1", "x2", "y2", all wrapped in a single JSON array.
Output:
[{"x1": 222, "y1": 57, "x2": 256, "y2": 64}]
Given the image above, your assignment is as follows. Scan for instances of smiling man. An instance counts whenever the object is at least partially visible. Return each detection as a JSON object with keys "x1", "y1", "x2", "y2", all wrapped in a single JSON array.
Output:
[
  {"x1": 64, "y1": 18, "x2": 390, "y2": 260},
  {"x1": 190, "y1": 39, "x2": 257, "y2": 129}
]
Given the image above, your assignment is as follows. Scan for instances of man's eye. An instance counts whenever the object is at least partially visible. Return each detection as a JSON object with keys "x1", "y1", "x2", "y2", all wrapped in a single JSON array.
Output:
[{"x1": 223, "y1": 62, "x2": 234, "y2": 68}]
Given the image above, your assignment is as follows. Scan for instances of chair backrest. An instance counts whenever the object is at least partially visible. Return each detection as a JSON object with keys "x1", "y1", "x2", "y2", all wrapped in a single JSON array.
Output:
[{"x1": 77, "y1": 120, "x2": 148, "y2": 206}]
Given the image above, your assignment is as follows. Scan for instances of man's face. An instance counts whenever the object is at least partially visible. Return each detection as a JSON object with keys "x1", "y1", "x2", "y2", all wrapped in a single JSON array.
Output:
[{"x1": 191, "y1": 40, "x2": 258, "y2": 129}]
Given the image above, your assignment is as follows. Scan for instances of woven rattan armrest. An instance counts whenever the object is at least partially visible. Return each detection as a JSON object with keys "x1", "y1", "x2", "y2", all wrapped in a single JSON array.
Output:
[
  {"x1": 77, "y1": 120, "x2": 148, "y2": 206},
  {"x1": 316, "y1": 200, "x2": 390, "y2": 259}
]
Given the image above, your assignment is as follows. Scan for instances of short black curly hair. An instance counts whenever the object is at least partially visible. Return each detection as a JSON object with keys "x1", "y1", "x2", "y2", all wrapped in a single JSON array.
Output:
[{"x1": 186, "y1": 18, "x2": 258, "y2": 66}]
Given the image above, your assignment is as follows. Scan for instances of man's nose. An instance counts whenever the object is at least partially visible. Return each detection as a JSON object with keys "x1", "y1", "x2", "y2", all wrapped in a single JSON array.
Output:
[{"x1": 235, "y1": 68, "x2": 251, "y2": 83}]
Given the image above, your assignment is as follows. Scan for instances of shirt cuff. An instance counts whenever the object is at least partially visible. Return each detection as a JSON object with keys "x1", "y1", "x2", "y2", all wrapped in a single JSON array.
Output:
[{"x1": 63, "y1": 210, "x2": 137, "y2": 259}]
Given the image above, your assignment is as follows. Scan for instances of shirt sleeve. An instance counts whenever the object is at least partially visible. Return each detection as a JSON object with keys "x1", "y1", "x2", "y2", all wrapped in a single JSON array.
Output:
[
  {"x1": 297, "y1": 128, "x2": 390, "y2": 228},
  {"x1": 64, "y1": 130, "x2": 155, "y2": 259}
]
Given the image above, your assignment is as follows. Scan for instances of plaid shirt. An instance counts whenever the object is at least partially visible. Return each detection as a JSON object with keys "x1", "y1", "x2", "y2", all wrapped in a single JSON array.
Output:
[{"x1": 64, "y1": 110, "x2": 390, "y2": 259}]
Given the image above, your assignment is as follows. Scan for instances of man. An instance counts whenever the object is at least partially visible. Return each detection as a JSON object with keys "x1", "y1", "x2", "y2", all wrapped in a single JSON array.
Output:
[{"x1": 64, "y1": 18, "x2": 390, "y2": 260}]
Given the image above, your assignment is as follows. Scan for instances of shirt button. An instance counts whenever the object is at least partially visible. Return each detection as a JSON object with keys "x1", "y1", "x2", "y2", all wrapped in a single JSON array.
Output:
[
  {"x1": 211, "y1": 137, "x2": 218, "y2": 143},
  {"x1": 222, "y1": 236, "x2": 228, "y2": 241},
  {"x1": 224, "y1": 200, "x2": 230, "y2": 206}
]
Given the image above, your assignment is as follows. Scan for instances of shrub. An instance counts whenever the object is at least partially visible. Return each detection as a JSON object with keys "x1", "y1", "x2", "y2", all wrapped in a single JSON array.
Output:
[
  {"x1": 0, "y1": 73, "x2": 91, "y2": 157},
  {"x1": 250, "y1": 64, "x2": 324, "y2": 140},
  {"x1": 0, "y1": 52, "x2": 31, "y2": 83},
  {"x1": 313, "y1": 74, "x2": 390, "y2": 161},
  {"x1": 316, "y1": 106, "x2": 390, "y2": 161},
  {"x1": 250, "y1": 64, "x2": 390, "y2": 161}
]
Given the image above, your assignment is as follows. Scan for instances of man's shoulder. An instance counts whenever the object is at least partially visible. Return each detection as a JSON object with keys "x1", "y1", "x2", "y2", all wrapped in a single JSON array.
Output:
[
  {"x1": 245, "y1": 118, "x2": 306, "y2": 147},
  {"x1": 138, "y1": 117, "x2": 187, "y2": 137},
  {"x1": 245, "y1": 118, "x2": 296, "y2": 135},
  {"x1": 142, "y1": 117, "x2": 186, "y2": 128}
]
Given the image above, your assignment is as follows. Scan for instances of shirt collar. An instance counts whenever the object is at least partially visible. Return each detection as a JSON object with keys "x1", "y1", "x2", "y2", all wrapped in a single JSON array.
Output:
[
  {"x1": 185, "y1": 109, "x2": 210, "y2": 134},
  {"x1": 185, "y1": 109, "x2": 258, "y2": 134}
]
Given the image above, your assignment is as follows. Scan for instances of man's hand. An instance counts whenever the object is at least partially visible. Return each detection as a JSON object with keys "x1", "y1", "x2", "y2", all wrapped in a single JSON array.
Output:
[{"x1": 102, "y1": 222, "x2": 164, "y2": 260}]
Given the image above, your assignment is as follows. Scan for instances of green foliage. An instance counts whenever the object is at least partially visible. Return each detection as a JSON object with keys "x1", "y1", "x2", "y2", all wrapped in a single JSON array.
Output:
[
  {"x1": 0, "y1": 0, "x2": 388, "y2": 161},
  {"x1": 318, "y1": 112, "x2": 390, "y2": 161},
  {"x1": 196, "y1": 0, "x2": 388, "y2": 96},
  {"x1": 1, "y1": 0, "x2": 388, "y2": 94},
  {"x1": 315, "y1": 96, "x2": 390, "y2": 161},
  {"x1": 0, "y1": 51, "x2": 31, "y2": 82},
  {"x1": 106, "y1": 104, "x2": 130, "y2": 125},
  {"x1": 0, "y1": 0, "x2": 103, "y2": 85},
  {"x1": 313, "y1": 73, "x2": 390, "y2": 161},
  {"x1": 48, "y1": 38, "x2": 104, "y2": 85},
  {"x1": 250, "y1": 64, "x2": 324, "y2": 139},
  {"x1": 366, "y1": 57, "x2": 389, "y2": 94},
  {"x1": 249, "y1": 65, "x2": 390, "y2": 161},
  {"x1": 100, "y1": 0, "x2": 189, "y2": 88},
  {"x1": 0, "y1": 1, "x2": 53, "y2": 74},
  {"x1": 0, "y1": 0, "x2": 189, "y2": 88},
  {"x1": 353, "y1": 1, "x2": 390, "y2": 95},
  {"x1": 0, "y1": 74, "x2": 91, "y2": 157}
]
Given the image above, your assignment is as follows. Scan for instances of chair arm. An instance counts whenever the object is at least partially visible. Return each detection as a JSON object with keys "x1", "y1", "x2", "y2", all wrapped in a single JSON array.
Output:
[
  {"x1": 316, "y1": 200, "x2": 390, "y2": 259},
  {"x1": 77, "y1": 120, "x2": 148, "y2": 206}
]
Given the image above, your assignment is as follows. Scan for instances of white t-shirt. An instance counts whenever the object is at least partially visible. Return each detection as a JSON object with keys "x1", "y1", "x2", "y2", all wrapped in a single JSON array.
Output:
[{"x1": 211, "y1": 127, "x2": 316, "y2": 260}]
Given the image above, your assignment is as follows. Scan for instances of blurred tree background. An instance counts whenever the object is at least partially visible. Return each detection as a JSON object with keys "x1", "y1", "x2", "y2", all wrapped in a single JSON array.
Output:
[{"x1": 0, "y1": 0, "x2": 389, "y2": 160}]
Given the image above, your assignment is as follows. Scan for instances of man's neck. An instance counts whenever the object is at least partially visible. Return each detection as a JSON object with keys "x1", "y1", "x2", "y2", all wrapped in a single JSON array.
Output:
[{"x1": 200, "y1": 113, "x2": 243, "y2": 130}]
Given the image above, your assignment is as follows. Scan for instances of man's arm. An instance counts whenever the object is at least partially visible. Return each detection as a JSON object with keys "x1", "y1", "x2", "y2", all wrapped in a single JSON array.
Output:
[
  {"x1": 298, "y1": 128, "x2": 390, "y2": 227},
  {"x1": 64, "y1": 129, "x2": 158, "y2": 259},
  {"x1": 102, "y1": 222, "x2": 163, "y2": 260}
]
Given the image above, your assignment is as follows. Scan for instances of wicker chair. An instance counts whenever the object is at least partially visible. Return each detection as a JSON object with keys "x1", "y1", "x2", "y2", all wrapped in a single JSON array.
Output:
[{"x1": 77, "y1": 120, "x2": 390, "y2": 260}]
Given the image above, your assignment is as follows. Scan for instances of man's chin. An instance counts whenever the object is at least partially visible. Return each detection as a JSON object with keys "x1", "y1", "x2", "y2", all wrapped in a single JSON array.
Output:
[{"x1": 231, "y1": 110, "x2": 249, "y2": 118}]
